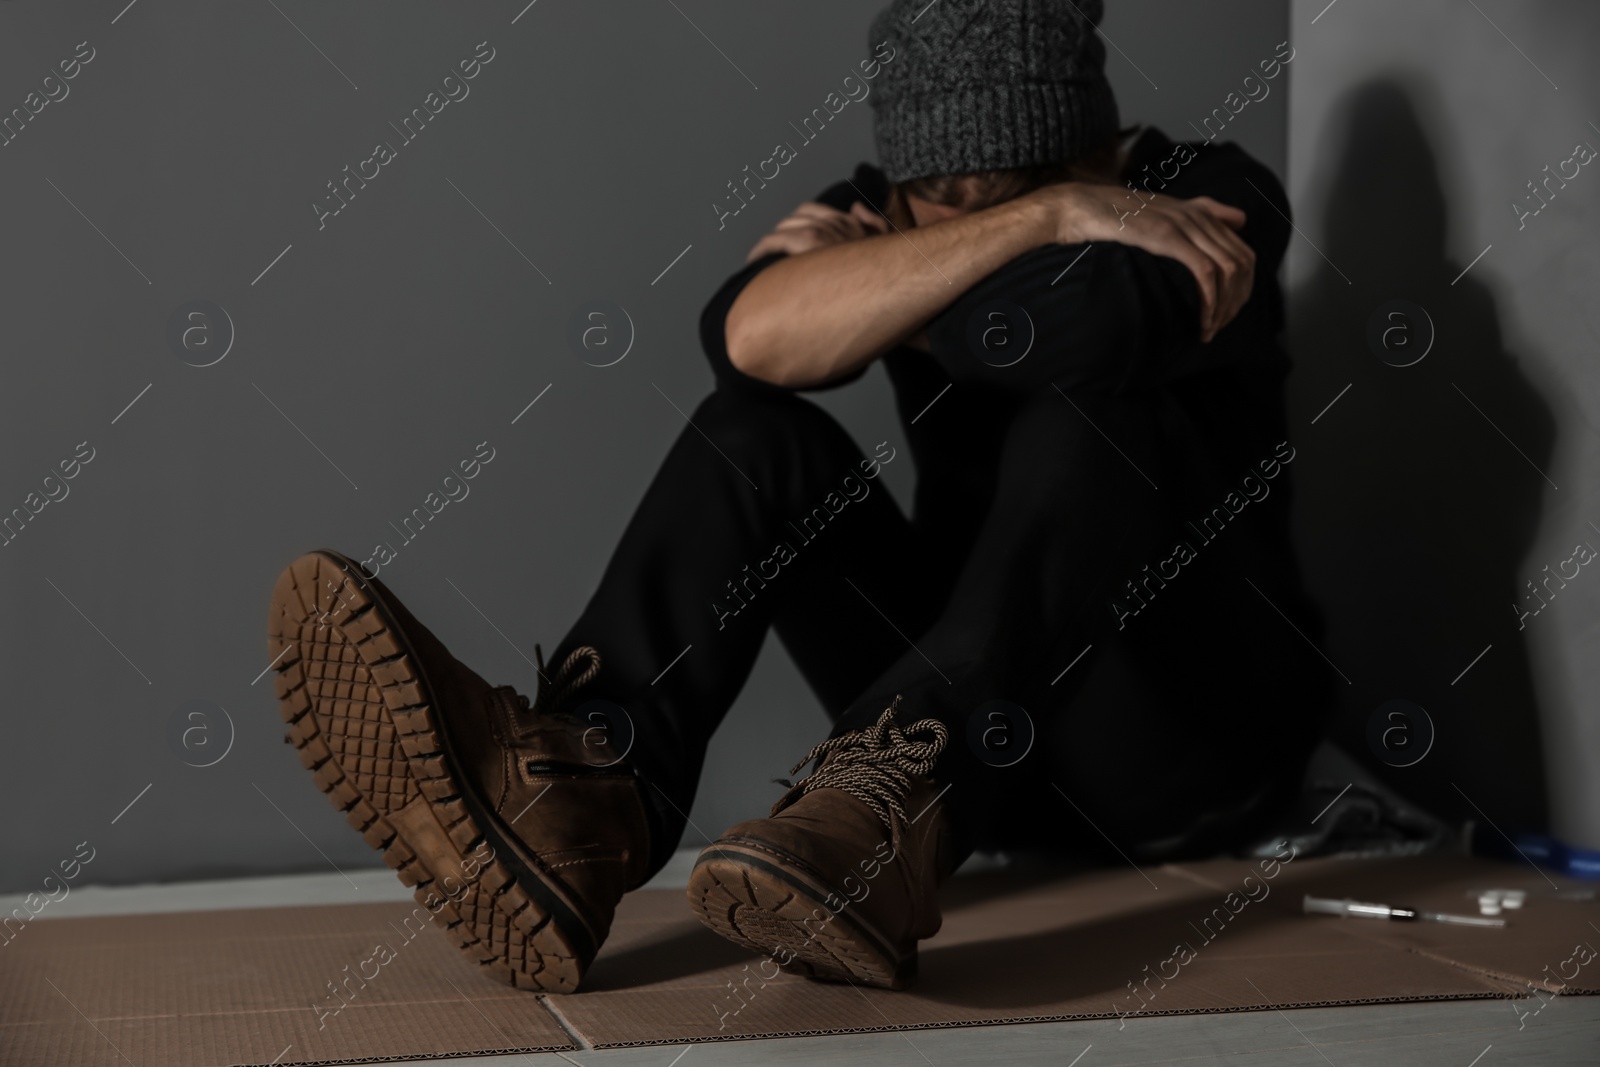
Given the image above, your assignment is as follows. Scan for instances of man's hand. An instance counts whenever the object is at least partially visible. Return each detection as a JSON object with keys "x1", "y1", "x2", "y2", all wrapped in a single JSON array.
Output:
[
  {"x1": 745, "y1": 201, "x2": 890, "y2": 263},
  {"x1": 1030, "y1": 184, "x2": 1255, "y2": 343}
]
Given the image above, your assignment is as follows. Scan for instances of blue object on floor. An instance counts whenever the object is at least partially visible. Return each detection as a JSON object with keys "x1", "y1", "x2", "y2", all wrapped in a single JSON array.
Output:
[{"x1": 1470, "y1": 823, "x2": 1600, "y2": 879}]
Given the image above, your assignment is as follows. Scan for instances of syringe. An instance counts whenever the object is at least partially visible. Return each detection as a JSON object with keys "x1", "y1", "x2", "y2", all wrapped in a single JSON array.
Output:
[{"x1": 1303, "y1": 894, "x2": 1507, "y2": 927}]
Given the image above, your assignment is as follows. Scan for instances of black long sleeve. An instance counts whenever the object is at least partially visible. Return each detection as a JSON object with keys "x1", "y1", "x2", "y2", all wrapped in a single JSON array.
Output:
[
  {"x1": 696, "y1": 164, "x2": 893, "y2": 395},
  {"x1": 921, "y1": 140, "x2": 1292, "y2": 395}
]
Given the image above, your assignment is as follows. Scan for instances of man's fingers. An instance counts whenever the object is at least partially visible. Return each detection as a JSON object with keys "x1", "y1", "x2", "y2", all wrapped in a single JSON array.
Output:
[
  {"x1": 782, "y1": 218, "x2": 861, "y2": 248},
  {"x1": 774, "y1": 203, "x2": 883, "y2": 245},
  {"x1": 773, "y1": 217, "x2": 848, "y2": 241},
  {"x1": 1182, "y1": 197, "x2": 1252, "y2": 326},
  {"x1": 746, "y1": 232, "x2": 799, "y2": 263},
  {"x1": 787, "y1": 201, "x2": 848, "y2": 222},
  {"x1": 1189, "y1": 209, "x2": 1255, "y2": 331},
  {"x1": 1162, "y1": 213, "x2": 1231, "y2": 338},
  {"x1": 1179, "y1": 213, "x2": 1245, "y2": 329},
  {"x1": 1191, "y1": 195, "x2": 1248, "y2": 230},
  {"x1": 1157, "y1": 218, "x2": 1220, "y2": 337},
  {"x1": 1197, "y1": 206, "x2": 1256, "y2": 274},
  {"x1": 1171, "y1": 208, "x2": 1252, "y2": 338},
  {"x1": 1096, "y1": 190, "x2": 1256, "y2": 342},
  {"x1": 746, "y1": 214, "x2": 874, "y2": 263},
  {"x1": 746, "y1": 228, "x2": 821, "y2": 262},
  {"x1": 850, "y1": 200, "x2": 890, "y2": 232}
]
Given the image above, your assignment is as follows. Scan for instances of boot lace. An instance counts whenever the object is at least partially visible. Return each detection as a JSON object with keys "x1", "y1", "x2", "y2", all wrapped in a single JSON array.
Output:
[
  {"x1": 514, "y1": 643, "x2": 602, "y2": 717},
  {"x1": 776, "y1": 696, "x2": 948, "y2": 826}
]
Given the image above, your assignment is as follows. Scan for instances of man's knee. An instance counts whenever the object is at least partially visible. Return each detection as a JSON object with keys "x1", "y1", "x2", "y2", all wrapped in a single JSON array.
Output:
[
  {"x1": 689, "y1": 388, "x2": 860, "y2": 479},
  {"x1": 1009, "y1": 386, "x2": 1163, "y2": 477}
]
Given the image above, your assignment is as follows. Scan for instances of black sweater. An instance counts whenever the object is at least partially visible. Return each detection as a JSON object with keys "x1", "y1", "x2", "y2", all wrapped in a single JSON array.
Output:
[{"x1": 697, "y1": 126, "x2": 1318, "y2": 633}]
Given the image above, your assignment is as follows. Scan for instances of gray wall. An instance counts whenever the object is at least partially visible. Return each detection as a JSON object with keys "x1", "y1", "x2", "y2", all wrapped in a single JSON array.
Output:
[
  {"x1": 1284, "y1": 0, "x2": 1598, "y2": 846},
  {"x1": 0, "y1": 0, "x2": 1287, "y2": 893}
]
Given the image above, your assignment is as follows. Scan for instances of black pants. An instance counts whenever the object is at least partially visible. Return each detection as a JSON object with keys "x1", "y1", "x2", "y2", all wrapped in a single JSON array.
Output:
[{"x1": 552, "y1": 383, "x2": 1334, "y2": 876}]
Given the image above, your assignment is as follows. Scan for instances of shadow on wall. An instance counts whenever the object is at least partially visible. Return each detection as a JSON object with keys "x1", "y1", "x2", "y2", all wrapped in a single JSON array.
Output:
[{"x1": 1288, "y1": 77, "x2": 1554, "y2": 830}]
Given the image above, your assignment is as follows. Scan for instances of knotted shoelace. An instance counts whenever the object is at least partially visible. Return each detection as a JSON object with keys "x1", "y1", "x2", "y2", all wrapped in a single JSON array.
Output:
[
  {"x1": 777, "y1": 696, "x2": 949, "y2": 826},
  {"x1": 515, "y1": 643, "x2": 602, "y2": 717}
]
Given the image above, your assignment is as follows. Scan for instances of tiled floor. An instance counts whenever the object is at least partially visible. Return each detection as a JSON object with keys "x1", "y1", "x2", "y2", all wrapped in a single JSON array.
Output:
[
  {"x1": 7, "y1": 859, "x2": 1596, "y2": 1067},
  {"x1": 371, "y1": 1000, "x2": 1600, "y2": 1067}
]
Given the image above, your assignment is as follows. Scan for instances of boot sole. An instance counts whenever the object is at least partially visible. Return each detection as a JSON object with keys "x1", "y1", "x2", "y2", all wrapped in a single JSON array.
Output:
[
  {"x1": 266, "y1": 549, "x2": 591, "y2": 992},
  {"x1": 686, "y1": 838, "x2": 915, "y2": 990}
]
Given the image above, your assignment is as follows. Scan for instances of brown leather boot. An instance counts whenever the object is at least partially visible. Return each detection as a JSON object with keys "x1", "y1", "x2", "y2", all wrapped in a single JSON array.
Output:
[
  {"x1": 685, "y1": 698, "x2": 955, "y2": 990},
  {"x1": 266, "y1": 550, "x2": 653, "y2": 992}
]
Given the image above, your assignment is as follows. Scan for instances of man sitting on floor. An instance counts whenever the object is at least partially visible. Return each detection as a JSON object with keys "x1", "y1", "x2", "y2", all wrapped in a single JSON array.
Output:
[{"x1": 266, "y1": 0, "x2": 1333, "y2": 994}]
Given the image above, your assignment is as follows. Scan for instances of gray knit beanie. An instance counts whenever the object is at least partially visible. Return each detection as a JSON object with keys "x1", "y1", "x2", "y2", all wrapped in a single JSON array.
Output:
[{"x1": 868, "y1": 0, "x2": 1121, "y2": 183}]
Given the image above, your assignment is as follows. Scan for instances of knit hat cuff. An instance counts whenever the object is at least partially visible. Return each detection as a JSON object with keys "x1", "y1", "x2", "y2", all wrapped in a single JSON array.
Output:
[{"x1": 873, "y1": 76, "x2": 1120, "y2": 184}]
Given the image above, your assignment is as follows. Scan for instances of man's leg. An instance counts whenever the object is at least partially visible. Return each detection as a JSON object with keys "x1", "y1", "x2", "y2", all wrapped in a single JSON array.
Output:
[
  {"x1": 1017, "y1": 601, "x2": 1327, "y2": 863},
  {"x1": 544, "y1": 386, "x2": 947, "y2": 876},
  {"x1": 832, "y1": 383, "x2": 1335, "y2": 857},
  {"x1": 263, "y1": 387, "x2": 947, "y2": 994},
  {"x1": 681, "y1": 382, "x2": 1336, "y2": 988},
  {"x1": 678, "y1": 384, "x2": 1182, "y2": 988}
]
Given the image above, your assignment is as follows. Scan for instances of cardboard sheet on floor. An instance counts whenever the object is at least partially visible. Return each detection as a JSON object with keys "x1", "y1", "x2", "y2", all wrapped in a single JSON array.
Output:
[
  {"x1": 0, "y1": 901, "x2": 575, "y2": 1066},
  {"x1": 2, "y1": 856, "x2": 1593, "y2": 1064}
]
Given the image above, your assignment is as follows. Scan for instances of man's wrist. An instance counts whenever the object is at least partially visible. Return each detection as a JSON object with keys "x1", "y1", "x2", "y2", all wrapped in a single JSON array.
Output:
[{"x1": 1012, "y1": 184, "x2": 1078, "y2": 248}]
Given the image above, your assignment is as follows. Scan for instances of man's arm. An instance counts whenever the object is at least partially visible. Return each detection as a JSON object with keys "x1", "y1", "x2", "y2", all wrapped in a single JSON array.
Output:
[
  {"x1": 924, "y1": 149, "x2": 1291, "y2": 394},
  {"x1": 724, "y1": 181, "x2": 1254, "y2": 390},
  {"x1": 725, "y1": 194, "x2": 1056, "y2": 389}
]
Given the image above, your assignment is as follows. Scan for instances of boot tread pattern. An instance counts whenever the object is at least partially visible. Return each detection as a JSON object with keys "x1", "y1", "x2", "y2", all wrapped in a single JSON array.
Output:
[
  {"x1": 687, "y1": 852, "x2": 912, "y2": 991},
  {"x1": 268, "y1": 551, "x2": 579, "y2": 992}
]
